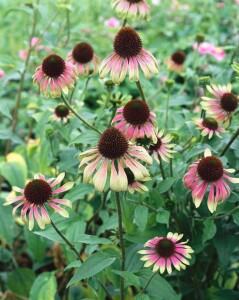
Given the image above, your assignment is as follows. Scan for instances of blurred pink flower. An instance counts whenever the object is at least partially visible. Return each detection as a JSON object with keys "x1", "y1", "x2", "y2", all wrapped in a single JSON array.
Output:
[
  {"x1": 19, "y1": 50, "x2": 28, "y2": 60},
  {"x1": 160, "y1": 76, "x2": 168, "y2": 83},
  {"x1": 193, "y1": 42, "x2": 226, "y2": 61},
  {"x1": 31, "y1": 37, "x2": 41, "y2": 47},
  {"x1": 0, "y1": 69, "x2": 5, "y2": 79},
  {"x1": 211, "y1": 47, "x2": 226, "y2": 61},
  {"x1": 104, "y1": 17, "x2": 120, "y2": 28},
  {"x1": 235, "y1": 0, "x2": 239, "y2": 4},
  {"x1": 193, "y1": 42, "x2": 215, "y2": 55}
]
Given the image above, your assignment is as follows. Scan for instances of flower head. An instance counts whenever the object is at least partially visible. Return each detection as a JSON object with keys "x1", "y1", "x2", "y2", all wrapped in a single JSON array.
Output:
[
  {"x1": 4, "y1": 173, "x2": 74, "y2": 230},
  {"x1": 138, "y1": 232, "x2": 194, "y2": 274},
  {"x1": 78, "y1": 127, "x2": 152, "y2": 192},
  {"x1": 99, "y1": 26, "x2": 158, "y2": 84},
  {"x1": 51, "y1": 104, "x2": 72, "y2": 123},
  {"x1": 201, "y1": 84, "x2": 238, "y2": 123},
  {"x1": 193, "y1": 117, "x2": 226, "y2": 139},
  {"x1": 66, "y1": 42, "x2": 100, "y2": 76},
  {"x1": 166, "y1": 50, "x2": 186, "y2": 73},
  {"x1": 125, "y1": 168, "x2": 150, "y2": 194},
  {"x1": 112, "y1": 99, "x2": 157, "y2": 142},
  {"x1": 184, "y1": 149, "x2": 239, "y2": 213},
  {"x1": 149, "y1": 130, "x2": 176, "y2": 163},
  {"x1": 112, "y1": 0, "x2": 150, "y2": 21},
  {"x1": 33, "y1": 54, "x2": 78, "y2": 98}
]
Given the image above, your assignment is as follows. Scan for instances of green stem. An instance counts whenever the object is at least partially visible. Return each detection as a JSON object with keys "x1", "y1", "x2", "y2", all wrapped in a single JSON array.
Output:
[
  {"x1": 5, "y1": 0, "x2": 40, "y2": 155},
  {"x1": 165, "y1": 89, "x2": 170, "y2": 129},
  {"x1": 159, "y1": 157, "x2": 166, "y2": 180},
  {"x1": 61, "y1": 93, "x2": 102, "y2": 134},
  {"x1": 126, "y1": 198, "x2": 157, "y2": 213},
  {"x1": 136, "y1": 80, "x2": 146, "y2": 102},
  {"x1": 50, "y1": 219, "x2": 83, "y2": 262},
  {"x1": 95, "y1": 90, "x2": 112, "y2": 126},
  {"x1": 220, "y1": 128, "x2": 239, "y2": 157},
  {"x1": 115, "y1": 192, "x2": 125, "y2": 300},
  {"x1": 122, "y1": 18, "x2": 127, "y2": 27},
  {"x1": 139, "y1": 272, "x2": 158, "y2": 295},
  {"x1": 79, "y1": 76, "x2": 91, "y2": 102},
  {"x1": 63, "y1": 9, "x2": 70, "y2": 47}
]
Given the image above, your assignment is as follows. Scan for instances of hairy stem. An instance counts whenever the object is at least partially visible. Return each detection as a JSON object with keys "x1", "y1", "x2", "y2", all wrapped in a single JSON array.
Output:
[
  {"x1": 50, "y1": 219, "x2": 83, "y2": 262},
  {"x1": 220, "y1": 128, "x2": 239, "y2": 157},
  {"x1": 115, "y1": 192, "x2": 125, "y2": 300},
  {"x1": 5, "y1": 0, "x2": 40, "y2": 155},
  {"x1": 136, "y1": 80, "x2": 146, "y2": 102},
  {"x1": 139, "y1": 272, "x2": 158, "y2": 295},
  {"x1": 61, "y1": 93, "x2": 102, "y2": 134}
]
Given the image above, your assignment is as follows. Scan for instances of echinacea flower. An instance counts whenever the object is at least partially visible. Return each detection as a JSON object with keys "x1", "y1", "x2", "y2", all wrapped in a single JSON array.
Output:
[
  {"x1": 201, "y1": 84, "x2": 238, "y2": 123},
  {"x1": 111, "y1": 0, "x2": 150, "y2": 21},
  {"x1": 184, "y1": 149, "x2": 239, "y2": 213},
  {"x1": 138, "y1": 232, "x2": 194, "y2": 274},
  {"x1": 112, "y1": 99, "x2": 157, "y2": 142},
  {"x1": 33, "y1": 54, "x2": 78, "y2": 98},
  {"x1": 66, "y1": 42, "x2": 100, "y2": 76},
  {"x1": 149, "y1": 130, "x2": 176, "y2": 164},
  {"x1": 210, "y1": 47, "x2": 226, "y2": 61},
  {"x1": 125, "y1": 168, "x2": 150, "y2": 194},
  {"x1": 78, "y1": 127, "x2": 152, "y2": 192},
  {"x1": 51, "y1": 104, "x2": 72, "y2": 123},
  {"x1": 3, "y1": 173, "x2": 74, "y2": 230},
  {"x1": 193, "y1": 117, "x2": 226, "y2": 139},
  {"x1": 166, "y1": 50, "x2": 186, "y2": 73},
  {"x1": 99, "y1": 26, "x2": 158, "y2": 84}
]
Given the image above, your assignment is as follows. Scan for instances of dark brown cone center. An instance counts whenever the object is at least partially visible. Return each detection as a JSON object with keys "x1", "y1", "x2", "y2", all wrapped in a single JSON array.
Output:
[
  {"x1": 42, "y1": 54, "x2": 66, "y2": 78},
  {"x1": 55, "y1": 104, "x2": 70, "y2": 119},
  {"x1": 126, "y1": 0, "x2": 142, "y2": 3},
  {"x1": 123, "y1": 99, "x2": 150, "y2": 125},
  {"x1": 202, "y1": 117, "x2": 218, "y2": 130},
  {"x1": 72, "y1": 42, "x2": 94, "y2": 64},
  {"x1": 155, "y1": 238, "x2": 175, "y2": 258},
  {"x1": 114, "y1": 26, "x2": 142, "y2": 58},
  {"x1": 171, "y1": 51, "x2": 186, "y2": 65},
  {"x1": 197, "y1": 156, "x2": 223, "y2": 182},
  {"x1": 149, "y1": 138, "x2": 162, "y2": 152},
  {"x1": 98, "y1": 127, "x2": 129, "y2": 159},
  {"x1": 24, "y1": 179, "x2": 52, "y2": 205},
  {"x1": 220, "y1": 93, "x2": 238, "y2": 112}
]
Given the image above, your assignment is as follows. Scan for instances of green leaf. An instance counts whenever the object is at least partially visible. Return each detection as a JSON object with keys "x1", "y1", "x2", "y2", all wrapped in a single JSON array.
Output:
[
  {"x1": 0, "y1": 152, "x2": 27, "y2": 188},
  {"x1": 135, "y1": 295, "x2": 151, "y2": 300},
  {"x1": 112, "y1": 270, "x2": 141, "y2": 288},
  {"x1": 77, "y1": 234, "x2": 112, "y2": 245},
  {"x1": 0, "y1": 204, "x2": 15, "y2": 245},
  {"x1": 67, "y1": 252, "x2": 116, "y2": 287},
  {"x1": 232, "y1": 211, "x2": 239, "y2": 225},
  {"x1": 8, "y1": 268, "x2": 36, "y2": 297},
  {"x1": 70, "y1": 130, "x2": 100, "y2": 145},
  {"x1": 138, "y1": 269, "x2": 181, "y2": 300},
  {"x1": 158, "y1": 177, "x2": 176, "y2": 194},
  {"x1": 24, "y1": 227, "x2": 47, "y2": 262},
  {"x1": 133, "y1": 206, "x2": 148, "y2": 232},
  {"x1": 213, "y1": 224, "x2": 238, "y2": 268},
  {"x1": 65, "y1": 220, "x2": 86, "y2": 244},
  {"x1": 156, "y1": 209, "x2": 170, "y2": 227},
  {"x1": 202, "y1": 219, "x2": 217, "y2": 244},
  {"x1": 29, "y1": 272, "x2": 57, "y2": 300},
  {"x1": 65, "y1": 183, "x2": 95, "y2": 203},
  {"x1": 65, "y1": 260, "x2": 82, "y2": 270}
]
